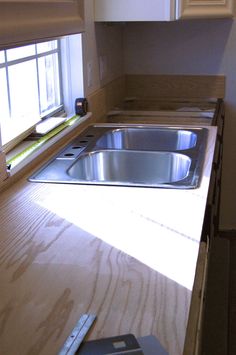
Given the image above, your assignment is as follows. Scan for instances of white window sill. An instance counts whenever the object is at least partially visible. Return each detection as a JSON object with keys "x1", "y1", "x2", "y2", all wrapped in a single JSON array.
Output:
[{"x1": 7, "y1": 112, "x2": 92, "y2": 176}]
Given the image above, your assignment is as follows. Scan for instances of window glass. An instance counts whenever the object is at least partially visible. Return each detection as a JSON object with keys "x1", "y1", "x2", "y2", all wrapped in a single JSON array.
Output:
[
  {"x1": 1, "y1": 60, "x2": 40, "y2": 146},
  {"x1": 0, "y1": 68, "x2": 10, "y2": 120},
  {"x1": 37, "y1": 40, "x2": 58, "y2": 54},
  {"x1": 6, "y1": 44, "x2": 36, "y2": 62},
  {"x1": 8, "y1": 60, "x2": 39, "y2": 121},
  {"x1": 38, "y1": 53, "x2": 61, "y2": 114},
  {"x1": 0, "y1": 50, "x2": 4, "y2": 64},
  {"x1": 0, "y1": 39, "x2": 63, "y2": 147}
]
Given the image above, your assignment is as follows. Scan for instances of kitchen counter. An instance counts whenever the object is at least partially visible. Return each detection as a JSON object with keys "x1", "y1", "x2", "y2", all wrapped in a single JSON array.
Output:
[{"x1": 0, "y1": 124, "x2": 217, "y2": 355}]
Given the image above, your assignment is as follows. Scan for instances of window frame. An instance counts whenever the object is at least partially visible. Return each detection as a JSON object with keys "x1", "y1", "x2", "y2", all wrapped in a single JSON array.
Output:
[
  {"x1": 0, "y1": 33, "x2": 84, "y2": 154},
  {"x1": 0, "y1": 40, "x2": 63, "y2": 121}
]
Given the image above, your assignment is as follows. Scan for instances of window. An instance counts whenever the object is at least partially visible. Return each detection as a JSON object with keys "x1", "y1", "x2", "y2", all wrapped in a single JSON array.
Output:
[
  {"x1": 0, "y1": 40, "x2": 62, "y2": 146},
  {"x1": 0, "y1": 34, "x2": 84, "y2": 150}
]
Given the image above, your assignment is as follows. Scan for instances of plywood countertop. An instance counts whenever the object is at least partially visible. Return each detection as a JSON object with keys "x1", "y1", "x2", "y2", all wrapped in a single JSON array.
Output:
[{"x1": 0, "y1": 125, "x2": 217, "y2": 355}]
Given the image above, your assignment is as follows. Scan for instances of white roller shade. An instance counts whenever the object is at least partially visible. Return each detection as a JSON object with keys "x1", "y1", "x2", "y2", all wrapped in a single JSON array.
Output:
[{"x1": 0, "y1": 0, "x2": 84, "y2": 49}]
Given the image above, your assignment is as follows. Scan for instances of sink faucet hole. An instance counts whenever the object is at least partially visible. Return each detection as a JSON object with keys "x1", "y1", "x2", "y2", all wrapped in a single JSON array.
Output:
[{"x1": 64, "y1": 153, "x2": 74, "y2": 157}]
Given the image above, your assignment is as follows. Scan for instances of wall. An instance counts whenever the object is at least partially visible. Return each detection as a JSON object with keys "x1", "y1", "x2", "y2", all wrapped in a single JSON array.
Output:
[
  {"x1": 124, "y1": 19, "x2": 236, "y2": 230},
  {"x1": 83, "y1": 7, "x2": 235, "y2": 229},
  {"x1": 83, "y1": 0, "x2": 124, "y2": 97}
]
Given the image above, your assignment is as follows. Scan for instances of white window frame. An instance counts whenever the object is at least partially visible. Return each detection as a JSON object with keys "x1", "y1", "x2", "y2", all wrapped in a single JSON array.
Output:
[
  {"x1": 0, "y1": 40, "x2": 63, "y2": 120},
  {"x1": 0, "y1": 33, "x2": 84, "y2": 147},
  {"x1": 60, "y1": 33, "x2": 84, "y2": 117}
]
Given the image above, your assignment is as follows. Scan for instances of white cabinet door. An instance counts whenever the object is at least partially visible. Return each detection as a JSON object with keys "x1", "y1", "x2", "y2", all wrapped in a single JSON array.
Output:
[
  {"x1": 94, "y1": 0, "x2": 175, "y2": 22},
  {"x1": 177, "y1": 0, "x2": 234, "y2": 19},
  {"x1": 95, "y1": 0, "x2": 234, "y2": 21}
]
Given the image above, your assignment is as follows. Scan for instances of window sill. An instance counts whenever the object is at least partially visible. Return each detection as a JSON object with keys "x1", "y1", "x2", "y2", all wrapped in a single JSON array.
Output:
[{"x1": 6, "y1": 112, "x2": 92, "y2": 176}]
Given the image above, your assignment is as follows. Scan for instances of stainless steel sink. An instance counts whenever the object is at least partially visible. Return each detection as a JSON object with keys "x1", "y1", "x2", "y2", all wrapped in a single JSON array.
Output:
[
  {"x1": 95, "y1": 127, "x2": 197, "y2": 151},
  {"x1": 67, "y1": 150, "x2": 191, "y2": 187},
  {"x1": 29, "y1": 124, "x2": 208, "y2": 189}
]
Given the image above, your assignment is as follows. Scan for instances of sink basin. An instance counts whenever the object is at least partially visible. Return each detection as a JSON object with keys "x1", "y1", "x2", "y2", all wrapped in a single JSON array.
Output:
[
  {"x1": 95, "y1": 127, "x2": 197, "y2": 151},
  {"x1": 67, "y1": 150, "x2": 192, "y2": 187},
  {"x1": 29, "y1": 124, "x2": 207, "y2": 189}
]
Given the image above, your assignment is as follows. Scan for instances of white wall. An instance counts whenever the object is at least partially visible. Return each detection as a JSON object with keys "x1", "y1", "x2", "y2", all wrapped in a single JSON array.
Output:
[
  {"x1": 83, "y1": 0, "x2": 124, "y2": 96},
  {"x1": 83, "y1": 6, "x2": 235, "y2": 229},
  {"x1": 124, "y1": 19, "x2": 236, "y2": 229}
]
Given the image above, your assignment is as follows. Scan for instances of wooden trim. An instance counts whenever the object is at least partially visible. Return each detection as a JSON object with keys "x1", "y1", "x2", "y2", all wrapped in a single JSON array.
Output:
[
  {"x1": 0, "y1": 150, "x2": 8, "y2": 183},
  {"x1": 126, "y1": 75, "x2": 225, "y2": 100},
  {"x1": 177, "y1": 0, "x2": 234, "y2": 19}
]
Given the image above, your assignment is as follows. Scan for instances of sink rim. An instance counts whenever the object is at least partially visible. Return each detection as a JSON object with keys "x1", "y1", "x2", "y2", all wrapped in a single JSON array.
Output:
[{"x1": 28, "y1": 124, "x2": 208, "y2": 189}]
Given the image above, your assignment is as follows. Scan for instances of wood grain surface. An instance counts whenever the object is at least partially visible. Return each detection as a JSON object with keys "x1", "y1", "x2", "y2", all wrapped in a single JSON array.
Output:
[
  {"x1": 126, "y1": 75, "x2": 225, "y2": 99},
  {"x1": 107, "y1": 114, "x2": 212, "y2": 126},
  {"x1": 0, "y1": 125, "x2": 217, "y2": 355},
  {"x1": 0, "y1": 180, "x2": 191, "y2": 355}
]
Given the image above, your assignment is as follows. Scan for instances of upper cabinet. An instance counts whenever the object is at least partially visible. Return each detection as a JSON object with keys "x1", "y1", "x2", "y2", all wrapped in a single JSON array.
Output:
[
  {"x1": 94, "y1": 0, "x2": 176, "y2": 21},
  {"x1": 178, "y1": 0, "x2": 234, "y2": 19},
  {"x1": 94, "y1": 0, "x2": 234, "y2": 21}
]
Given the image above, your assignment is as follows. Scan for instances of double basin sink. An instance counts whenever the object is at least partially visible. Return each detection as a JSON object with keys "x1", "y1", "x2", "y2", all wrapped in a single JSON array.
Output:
[{"x1": 29, "y1": 124, "x2": 208, "y2": 189}]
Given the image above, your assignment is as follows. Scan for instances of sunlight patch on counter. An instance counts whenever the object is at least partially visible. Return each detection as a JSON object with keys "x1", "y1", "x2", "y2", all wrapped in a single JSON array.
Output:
[{"x1": 36, "y1": 185, "x2": 200, "y2": 291}]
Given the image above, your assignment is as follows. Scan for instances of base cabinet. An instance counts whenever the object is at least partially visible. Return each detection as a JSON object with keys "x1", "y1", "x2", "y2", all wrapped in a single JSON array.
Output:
[
  {"x1": 201, "y1": 99, "x2": 225, "y2": 241},
  {"x1": 200, "y1": 237, "x2": 230, "y2": 355},
  {"x1": 94, "y1": 0, "x2": 234, "y2": 22},
  {"x1": 183, "y1": 241, "x2": 209, "y2": 355}
]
